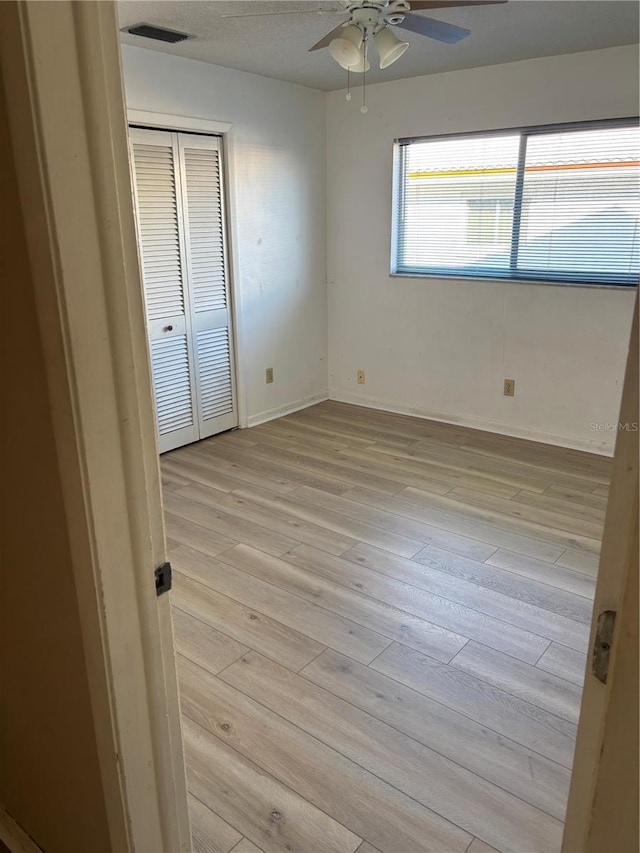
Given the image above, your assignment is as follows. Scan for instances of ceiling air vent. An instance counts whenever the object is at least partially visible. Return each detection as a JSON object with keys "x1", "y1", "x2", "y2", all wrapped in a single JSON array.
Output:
[{"x1": 122, "y1": 23, "x2": 192, "y2": 44}]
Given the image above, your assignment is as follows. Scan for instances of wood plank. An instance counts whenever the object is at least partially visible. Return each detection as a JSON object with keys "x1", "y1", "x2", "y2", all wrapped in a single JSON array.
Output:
[
  {"x1": 376, "y1": 439, "x2": 601, "y2": 495},
  {"x1": 371, "y1": 439, "x2": 551, "y2": 492},
  {"x1": 256, "y1": 421, "x2": 354, "y2": 452},
  {"x1": 459, "y1": 433, "x2": 517, "y2": 451},
  {"x1": 191, "y1": 440, "x2": 350, "y2": 496},
  {"x1": 172, "y1": 608, "x2": 248, "y2": 676},
  {"x1": 412, "y1": 543, "x2": 595, "y2": 617},
  {"x1": 230, "y1": 840, "x2": 264, "y2": 853},
  {"x1": 371, "y1": 643, "x2": 577, "y2": 767},
  {"x1": 177, "y1": 440, "x2": 309, "y2": 495},
  {"x1": 179, "y1": 430, "x2": 344, "y2": 494},
  {"x1": 162, "y1": 468, "x2": 193, "y2": 492},
  {"x1": 544, "y1": 484, "x2": 608, "y2": 510},
  {"x1": 282, "y1": 544, "x2": 552, "y2": 663},
  {"x1": 173, "y1": 572, "x2": 324, "y2": 672},
  {"x1": 229, "y1": 484, "x2": 425, "y2": 559},
  {"x1": 403, "y1": 486, "x2": 603, "y2": 551},
  {"x1": 204, "y1": 432, "x2": 257, "y2": 448},
  {"x1": 507, "y1": 490, "x2": 606, "y2": 530},
  {"x1": 311, "y1": 402, "x2": 455, "y2": 439},
  {"x1": 164, "y1": 510, "x2": 236, "y2": 558},
  {"x1": 555, "y1": 549, "x2": 601, "y2": 577},
  {"x1": 221, "y1": 652, "x2": 563, "y2": 853},
  {"x1": 219, "y1": 544, "x2": 466, "y2": 663},
  {"x1": 537, "y1": 643, "x2": 587, "y2": 687},
  {"x1": 450, "y1": 641, "x2": 582, "y2": 723},
  {"x1": 177, "y1": 481, "x2": 356, "y2": 556},
  {"x1": 188, "y1": 793, "x2": 242, "y2": 853},
  {"x1": 337, "y1": 446, "x2": 526, "y2": 499},
  {"x1": 234, "y1": 429, "x2": 328, "y2": 453},
  {"x1": 484, "y1": 549, "x2": 597, "y2": 598},
  {"x1": 289, "y1": 485, "x2": 496, "y2": 561},
  {"x1": 462, "y1": 439, "x2": 611, "y2": 483},
  {"x1": 164, "y1": 456, "x2": 253, "y2": 496},
  {"x1": 341, "y1": 487, "x2": 566, "y2": 562},
  {"x1": 163, "y1": 489, "x2": 299, "y2": 558},
  {"x1": 179, "y1": 656, "x2": 470, "y2": 853},
  {"x1": 467, "y1": 839, "x2": 500, "y2": 853},
  {"x1": 342, "y1": 542, "x2": 591, "y2": 644},
  {"x1": 276, "y1": 414, "x2": 376, "y2": 448},
  {"x1": 592, "y1": 483, "x2": 610, "y2": 498},
  {"x1": 284, "y1": 441, "x2": 453, "y2": 497},
  {"x1": 292, "y1": 409, "x2": 421, "y2": 450},
  {"x1": 301, "y1": 649, "x2": 570, "y2": 820},
  {"x1": 229, "y1": 441, "x2": 409, "y2": 496},
  {"x1": 173, "y1": 546, "x2": 391, "y2": 665},
  {"x1": 182, "y1": 715, "x2": 361, "y2": 853},
  {"x1": 312, "y1": 404, "x2": 515, "y2": 453}
]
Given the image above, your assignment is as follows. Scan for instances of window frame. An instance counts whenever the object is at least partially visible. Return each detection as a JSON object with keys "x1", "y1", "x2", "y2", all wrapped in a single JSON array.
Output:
[{"x1": 390, "y1": 117, "x2": 640, "y2": 289}]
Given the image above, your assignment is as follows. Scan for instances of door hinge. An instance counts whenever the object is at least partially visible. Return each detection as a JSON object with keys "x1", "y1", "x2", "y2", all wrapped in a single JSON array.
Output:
[
  {"x1": 155, "y1": 561, "x2": 172, "y2": 596},
  {"x1": 592, "y1": 609, "x2": 616, "y2": 684}
]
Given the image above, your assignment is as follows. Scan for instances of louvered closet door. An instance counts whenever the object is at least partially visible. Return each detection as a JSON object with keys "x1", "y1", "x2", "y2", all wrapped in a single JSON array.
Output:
[
  {"x1": 130, "y1": 128, "x2": 199, "y2": 453},
  {"x1": 130, "y1": 127, "x2": 237, "y2": 453},
  {"x1": 177, "y1": 134, "x2": 237, "y2": 439}
]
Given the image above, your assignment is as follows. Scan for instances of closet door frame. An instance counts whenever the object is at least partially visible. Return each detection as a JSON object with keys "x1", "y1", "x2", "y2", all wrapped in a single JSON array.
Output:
[{"x1": 128, "y1": 109, "x2": 247, "y2": 433}]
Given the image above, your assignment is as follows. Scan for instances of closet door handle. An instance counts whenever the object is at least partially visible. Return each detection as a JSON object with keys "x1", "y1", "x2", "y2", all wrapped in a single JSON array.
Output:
[{"x1": 164, "y1": 324, "x2": 174, "y2": 332}]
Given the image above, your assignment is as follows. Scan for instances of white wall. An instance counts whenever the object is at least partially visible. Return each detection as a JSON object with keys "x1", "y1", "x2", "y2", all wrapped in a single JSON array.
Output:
[
  {"x1": 326, "y1": 45, "x2": 638, "y2": 453},
  {"x1": 122, "y1": 44, "x2": 637, "y2": 452},
  {"x1": 121, "y1": 45, "x2": 328, "y2": 426}
]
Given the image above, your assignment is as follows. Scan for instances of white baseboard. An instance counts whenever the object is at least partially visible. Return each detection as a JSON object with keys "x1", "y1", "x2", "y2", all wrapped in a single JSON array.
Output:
[
  {"x1": 244, "y1": 392, "x2": 329, "y2": 428},
  {"x1": 328, "y1": 389, "x2": 615, "y2": 456}
]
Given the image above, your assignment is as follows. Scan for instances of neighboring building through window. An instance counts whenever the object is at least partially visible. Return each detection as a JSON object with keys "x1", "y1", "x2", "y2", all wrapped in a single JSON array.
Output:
[
  {"x1": 467, "y1": 198, "x2": 514, "y2": 246},
  {"x1": 392, "y1": 119, "x2": 640, "y2": 286}
]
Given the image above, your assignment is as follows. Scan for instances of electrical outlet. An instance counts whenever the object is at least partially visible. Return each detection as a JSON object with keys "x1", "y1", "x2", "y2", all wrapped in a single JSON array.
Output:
[
  {"x1": 357, "y1": 369, "x2": 366, "y2": 385},
  {"x1": 504, "y1": 378, "x2": 515, "y2": 397},
  {"x1": 266, "y1": 367, "x2": 274, "y2": 384}
]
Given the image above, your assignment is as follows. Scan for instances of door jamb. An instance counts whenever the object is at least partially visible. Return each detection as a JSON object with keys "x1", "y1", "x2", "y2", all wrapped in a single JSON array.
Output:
[{"x1": 0, "y1": 3, "x2": 190, "y2": 849}]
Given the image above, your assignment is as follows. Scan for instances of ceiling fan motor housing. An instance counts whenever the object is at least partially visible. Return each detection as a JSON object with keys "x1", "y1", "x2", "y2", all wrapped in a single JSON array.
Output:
[
  {"x1": 347, "y1": 1, "x2": 412, "y2": 34},
  {"x1": 350, "y1": 7, "x2": 384, "y2": 31}
]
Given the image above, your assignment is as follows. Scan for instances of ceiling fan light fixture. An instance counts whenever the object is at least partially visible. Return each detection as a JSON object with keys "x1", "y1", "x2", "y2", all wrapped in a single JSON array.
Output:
[
  {"x1": 341, "y1": 42, "x2": 370, "y2": 73},
  {"x1": 328, "y1": 24, "x2": 363, "y2": 68},
  {"x1": 374, "y1": 26, "x2": 409, "y2": 69}
]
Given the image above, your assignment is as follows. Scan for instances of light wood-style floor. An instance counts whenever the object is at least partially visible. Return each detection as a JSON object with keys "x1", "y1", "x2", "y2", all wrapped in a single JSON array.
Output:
[{"x1": 163, "y1": 401, "x2": 611, "y2": 853}]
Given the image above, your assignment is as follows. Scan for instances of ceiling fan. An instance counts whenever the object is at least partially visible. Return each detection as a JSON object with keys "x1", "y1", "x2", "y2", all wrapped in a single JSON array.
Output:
[{"x1": 222, "y1": 1, "x2": 507, "y2": 72}]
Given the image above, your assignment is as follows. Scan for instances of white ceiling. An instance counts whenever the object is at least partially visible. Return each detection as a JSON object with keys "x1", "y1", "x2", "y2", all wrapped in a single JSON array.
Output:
[{"x1": 117, "y1": 1, "x2": 639, "y2": 91}]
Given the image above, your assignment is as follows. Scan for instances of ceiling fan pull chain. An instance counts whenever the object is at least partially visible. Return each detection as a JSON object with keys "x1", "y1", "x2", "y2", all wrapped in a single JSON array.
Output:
[
  {"x1": 361, "y1": 36, "x2": 368, "y2": 114},
  {"x1": 346, "y1": 67, "x2": 352, "y2": 101}
]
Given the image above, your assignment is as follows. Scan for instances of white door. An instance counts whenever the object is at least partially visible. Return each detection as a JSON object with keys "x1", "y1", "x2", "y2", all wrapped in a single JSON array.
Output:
[
  {"x1": 562, "y1": 295, "x2": 638, "y2": 853},
  {"x1": 179, "y1": 135, "x2": 237, "y2": 441},
  {"x1": 130, "y1": 127, "x2": 237, "y2": 453}
]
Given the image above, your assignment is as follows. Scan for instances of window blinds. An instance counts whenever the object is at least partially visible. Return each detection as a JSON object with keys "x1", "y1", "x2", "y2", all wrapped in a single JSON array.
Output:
[{"x1": 393, "y1": 120, "x2": 639, "y2": 286}]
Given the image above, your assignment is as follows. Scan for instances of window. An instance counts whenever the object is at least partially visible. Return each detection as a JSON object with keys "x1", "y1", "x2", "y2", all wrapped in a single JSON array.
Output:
[{"x1": 392, "y1": 119, "x2": 640, "y2": 286}]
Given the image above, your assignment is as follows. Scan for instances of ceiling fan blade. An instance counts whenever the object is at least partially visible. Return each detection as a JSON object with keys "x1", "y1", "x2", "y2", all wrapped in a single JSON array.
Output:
[
  {"x1": 396, "y1": 12, "x2": 470, "y2": 43},
  {"x1": 408, "y1": 1, "x2": 507, "y2": 9},
  {"x1": 309, "y1": 21, "x2": 349, "y2": 51},
  {"x1": 221, "y1": 8, "x2": 342, "y2": 19}
]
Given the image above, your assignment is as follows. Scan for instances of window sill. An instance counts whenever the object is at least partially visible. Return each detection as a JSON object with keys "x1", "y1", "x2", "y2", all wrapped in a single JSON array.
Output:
[{"x1": 389, "y1": 270, "x2": 638, "y2": 292}]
